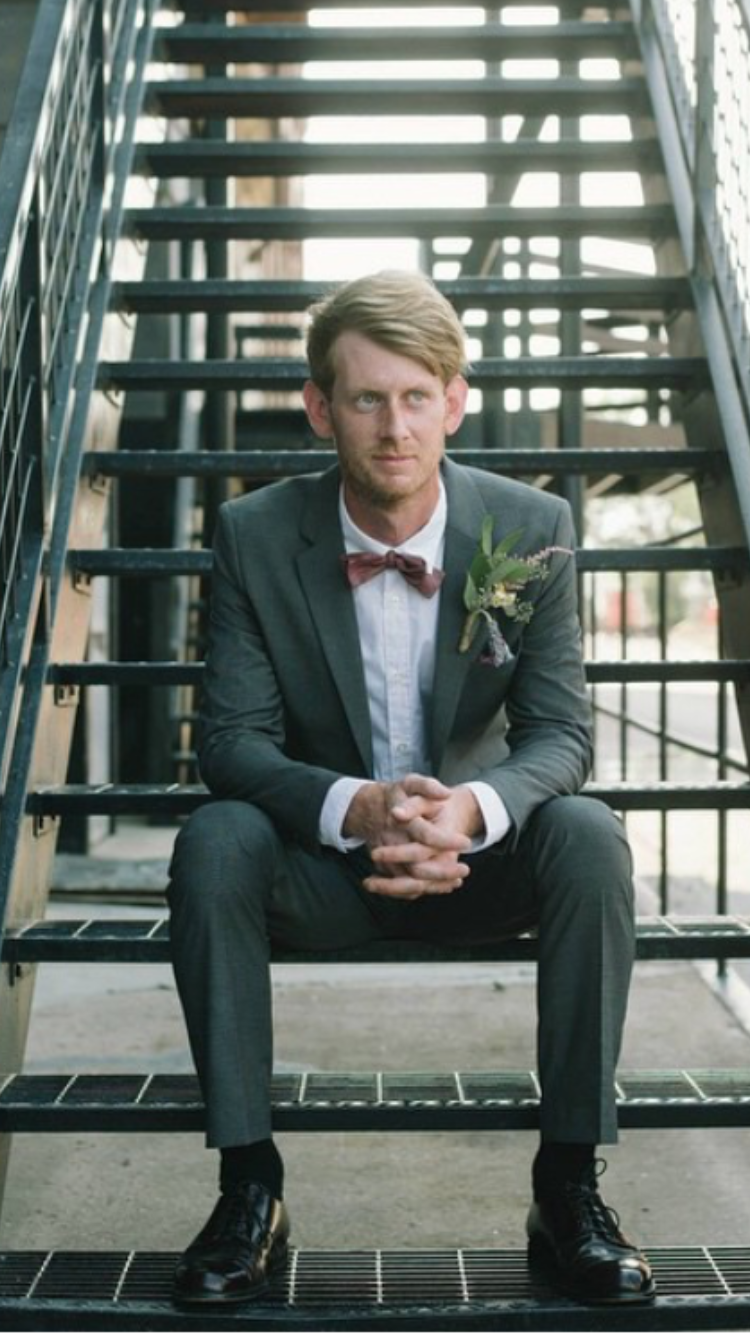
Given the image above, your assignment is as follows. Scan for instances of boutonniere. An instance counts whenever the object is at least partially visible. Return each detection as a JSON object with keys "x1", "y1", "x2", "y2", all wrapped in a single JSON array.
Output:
[{"x1": 459, "y1": 517, "x2": 570, "y2": 666}]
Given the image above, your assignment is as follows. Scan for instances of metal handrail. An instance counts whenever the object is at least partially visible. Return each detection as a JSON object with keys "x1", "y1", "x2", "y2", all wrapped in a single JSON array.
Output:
[
  {"x1": 0, "y1": 0, "x2": 157, "y2": 905},
  {"x1": 630, "y1": 0, "x2": 750, "y2": 513}
]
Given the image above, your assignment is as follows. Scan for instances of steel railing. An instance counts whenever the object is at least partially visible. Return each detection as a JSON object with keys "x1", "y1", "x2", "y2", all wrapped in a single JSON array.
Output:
[
  {"x1": 0, "y1": 0, "x2": 157, "y2": 905},
  {"x1": 631, "y1": 0, "x2": 750, "y2": 525}
]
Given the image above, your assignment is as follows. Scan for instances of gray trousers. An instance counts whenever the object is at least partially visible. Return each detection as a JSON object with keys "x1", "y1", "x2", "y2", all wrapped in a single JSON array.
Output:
[{"x1": 167, "y1": 794, "x2": 635, "y2": 1150}]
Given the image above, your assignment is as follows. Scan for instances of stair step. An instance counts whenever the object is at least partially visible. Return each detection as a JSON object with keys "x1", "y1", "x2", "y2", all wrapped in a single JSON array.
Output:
[
  {"x1": 23, "y1": 782, "x2": 750, "y2": 821},
  {"x1": 146, "y1": 76, "x2": 649, "y2": 120},
  {"x1": 116, "y1": 274, "x2": 690, "y2": 315},
  {"x1": 158, "y1": 20, "x2": 639, "y2": 64},
  {"x1": 99, "y1": 355, "x2": 709, "y2": 393},
  {"x1": 6, "y1": 916, "x2": 750, "y2": 966},
  {"x1": 132, "y1": 138, "x2": 666, "y2": 180},
  {"x1": 82, "y1": 446, "x2": 720, "y2": 480},
  {"x1": 2, "y1": 1069, "x2": 750, "y2": 1133},
  {"x1": 179, "y1": 0, "x2": 626, "y2": 10},
  {"x1": 47, "y1": 659, "x2": 750, "y2": 688},
  {"x1": 128, "y1": 204, "x2": 673, "y2": 244},
  {"x1": 67, "y1": 546, "x2": 749, "y2": 577},
  {"x1": 1, "y1": 1245, "x2": 745, "y2": 1328}
]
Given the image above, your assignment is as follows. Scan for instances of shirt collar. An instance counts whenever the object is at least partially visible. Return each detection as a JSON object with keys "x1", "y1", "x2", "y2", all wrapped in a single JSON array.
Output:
[{"x1": 339, "y1": 478, "x2": 447, "y2": 570}]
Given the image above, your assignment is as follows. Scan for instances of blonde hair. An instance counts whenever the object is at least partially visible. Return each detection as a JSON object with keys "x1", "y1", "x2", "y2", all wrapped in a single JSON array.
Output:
[{"x1": 306, "y1": 270, "x2": 467, "y2": 397}]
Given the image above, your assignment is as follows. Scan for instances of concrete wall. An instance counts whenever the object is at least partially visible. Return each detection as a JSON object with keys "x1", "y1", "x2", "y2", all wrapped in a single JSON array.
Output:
[{"x1": 0, "y1": 1, "x2": 39, "y2": 157}]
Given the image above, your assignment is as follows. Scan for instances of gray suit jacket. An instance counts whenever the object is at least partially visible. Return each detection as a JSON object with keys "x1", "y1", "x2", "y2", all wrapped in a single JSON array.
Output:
[{"x1": 199, "y1": 457, "x2": 593, "y2": 852}]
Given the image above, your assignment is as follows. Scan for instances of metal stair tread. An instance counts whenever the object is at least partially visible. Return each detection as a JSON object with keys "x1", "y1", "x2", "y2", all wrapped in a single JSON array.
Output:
[
  {"x1": 127, "y1": 203, "x2": 675, "y2": 242},
  {"x1": 132, "y1": 139, "x2": 665, "y2": 179},
  {"x1": 81, "y1": 445, "x2": 719, "y2": 478},
  {"x1": 179, "y1": 0, "x2": 627, "y2": 9},
  {"x1": 46, "y1": 658, "x2": 750, "y2": 687},
  {"x1": 145, "y1": 75, "x2": 650, "y2": 119},
  {"x1": 114, "y1": 274, "x2": 690, "y2": 313},
  {"x1": 115, "y1": 274, "x2": 690, "y2": 311},
  {"x1": 157, "y1": 20, "x2": 639, "y2": 63},
  {"x1": 66, "y1": 546, "x2": 750, "y2": 576},
  {"x1": 7, "y1": 914, "x2": 750, "y2": 966},
  {"x1": 98, "y1": 355, "x2": 709, "y2": 392},
  {"x1": 1, "y1": 1068, "x2": 750, "y2": 1133},
  {"x1": 0, "y1": 1244, "x2": 748, "y2": 1326}
]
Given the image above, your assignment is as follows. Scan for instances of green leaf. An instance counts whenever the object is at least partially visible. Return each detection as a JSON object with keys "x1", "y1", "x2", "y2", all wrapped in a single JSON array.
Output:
[
  {"x1": 480, "y1": 514, "x2": 494, "y2": 557},
  {"x1": 490, "y1": 557, "x2": 536, "y2": 586},
  {"x1": 463, "y1": 571, "x2": 482, "y2": 611},
  {"x1": 491, "y1": 526, "x2": 525, "y2": 563},
  {"x1": 468, "y1": 550, "x2": 491, "y2": 592}
]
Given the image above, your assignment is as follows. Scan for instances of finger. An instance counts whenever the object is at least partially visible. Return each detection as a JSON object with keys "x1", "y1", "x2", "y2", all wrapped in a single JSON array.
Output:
[
  {"x1": 363, "y1": 872, "x2": 465, "y2": 898},
  {"x1": 371, "y1": 840, "x2": 446, "y2": 864},
  {"x1": 399, "y1": 775, "x2": 453, "y2": 800},
  {"x1": 396, "y1": 816, "x2": 473, "y2": 852},
  {"x1": 390, "y1": 797, "x2": 449, "y2": 825},
  {"x1": 371, "y1": 845, "x2": 471, "y2": 879}
]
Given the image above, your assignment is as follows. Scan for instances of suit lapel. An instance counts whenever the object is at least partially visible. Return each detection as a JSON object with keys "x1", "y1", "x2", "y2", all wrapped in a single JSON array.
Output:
[
  {"x1": 296, "y1": 468, "x2": 374, "y2": 775},
  {"x1": 429, "y1": 460, "x2": 492, "y2": 771}
]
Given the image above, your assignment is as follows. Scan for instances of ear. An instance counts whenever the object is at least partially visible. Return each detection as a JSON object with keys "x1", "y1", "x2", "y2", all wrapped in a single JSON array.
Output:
[
  {"x1": 444, "y1": 375, "x2": 469, "y2": 437},
  {"x1": 303, "y1": 380, "x2": 334, "y2": 440}
]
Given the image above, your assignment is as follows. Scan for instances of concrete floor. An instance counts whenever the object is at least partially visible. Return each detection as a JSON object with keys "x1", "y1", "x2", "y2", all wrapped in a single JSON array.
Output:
[{"x1": 2, "y1": 846, "x2": 750, "y2": 1260}]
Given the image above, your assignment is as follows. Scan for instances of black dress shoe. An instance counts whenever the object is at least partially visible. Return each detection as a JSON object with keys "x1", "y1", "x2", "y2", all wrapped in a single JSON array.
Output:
[
  {"x1": 527, "y1": 1163, "x2": 654, "y2": 1305},
  {"x1": 173, "y1": 1180, "x2": 290, "y2": 1306}
]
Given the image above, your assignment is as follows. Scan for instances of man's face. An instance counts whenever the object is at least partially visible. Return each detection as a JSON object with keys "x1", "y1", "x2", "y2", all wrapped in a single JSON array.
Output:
[{"x1": 303, "y1": 331, "x2": 468, "y2": 520}]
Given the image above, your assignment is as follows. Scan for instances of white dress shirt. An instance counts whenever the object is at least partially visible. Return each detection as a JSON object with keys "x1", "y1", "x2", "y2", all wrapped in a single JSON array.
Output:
[{"x1": 318, "y1": 482, "x2": 511, "y2": 852}]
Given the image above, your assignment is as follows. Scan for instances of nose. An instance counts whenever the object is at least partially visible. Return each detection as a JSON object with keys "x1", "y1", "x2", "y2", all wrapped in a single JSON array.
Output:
[{"x1": 379, "y1": 397, "x2": 409, "y2": 441}]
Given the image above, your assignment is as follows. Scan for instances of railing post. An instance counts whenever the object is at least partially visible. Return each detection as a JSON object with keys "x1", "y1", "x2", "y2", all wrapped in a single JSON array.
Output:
[{"x1": 693, "y1": 0, "x2": 716, "y2": 279}]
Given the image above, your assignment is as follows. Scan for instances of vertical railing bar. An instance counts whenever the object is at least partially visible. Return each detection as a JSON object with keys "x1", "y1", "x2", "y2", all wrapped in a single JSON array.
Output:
[
  {"x1": 658, "y1": 569, "x2": 669, "y2": 913},
  {"x1": 717, "y1": 614, "x2": 729, "y2": 977},
  {"x1": 619, "y1": 570, "x2": 629, "y2": 781}
]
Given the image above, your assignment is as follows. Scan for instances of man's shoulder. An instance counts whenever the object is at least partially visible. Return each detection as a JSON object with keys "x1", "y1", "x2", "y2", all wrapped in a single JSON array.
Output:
[
  {"x1": 219, "y1": 468, "x2": 333, "y2": 532},
  {"x1": 451, "y1": 461, "x2": 569, "y2": 521}
]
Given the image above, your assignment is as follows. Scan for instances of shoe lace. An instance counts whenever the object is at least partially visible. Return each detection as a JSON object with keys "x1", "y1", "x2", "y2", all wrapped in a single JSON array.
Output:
[
  {"x1": 562, "y1": 1159, "x2": 627, "y2": 1248},
  {"x1": 206, "y1": 1184, "x2": 260, "y2": 1245}
]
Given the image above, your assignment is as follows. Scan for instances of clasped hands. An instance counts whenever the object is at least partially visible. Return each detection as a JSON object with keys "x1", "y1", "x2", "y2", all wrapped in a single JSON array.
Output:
[{"x1": 342, "y1": 774, "x2": 484, "y2": 900}]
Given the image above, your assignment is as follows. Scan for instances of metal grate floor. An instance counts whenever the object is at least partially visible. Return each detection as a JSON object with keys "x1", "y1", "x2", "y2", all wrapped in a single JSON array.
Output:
[
  {"x1": 7, "y1": 914, "x2": 750, "y2": 964},
  {"x1": 1, "y1": 1248, "x2": 750, "y2": 1329},
  {"x1": 2, "y1": 1069, "x2": 750, "y2": 1133}
]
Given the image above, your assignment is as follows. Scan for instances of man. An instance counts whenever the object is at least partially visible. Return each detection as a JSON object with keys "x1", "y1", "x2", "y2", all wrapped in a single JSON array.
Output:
[{"x1": 167, "y1": 270, "x2": 653, "y2": 1308}]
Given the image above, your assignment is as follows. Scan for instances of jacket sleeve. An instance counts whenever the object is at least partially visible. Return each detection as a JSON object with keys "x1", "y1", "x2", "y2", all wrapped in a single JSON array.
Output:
[{"x1": 197, "y1": 505, "x2": 345, "y2": 849}]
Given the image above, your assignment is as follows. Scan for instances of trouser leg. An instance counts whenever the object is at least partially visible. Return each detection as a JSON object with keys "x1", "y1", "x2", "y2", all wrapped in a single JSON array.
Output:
[
  {"x1": 517, "y1": 796, "x2": 635, "y2": 1144},
  {"x1": 402, "y1": 795, "x2": 635, "y2": 1145},
  {"x1": 167, "y1": 800, "x2": 387, "y2": 1148}
]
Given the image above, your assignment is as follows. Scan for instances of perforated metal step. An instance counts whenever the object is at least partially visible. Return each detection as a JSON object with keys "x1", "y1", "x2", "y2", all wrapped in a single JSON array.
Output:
[
  {"x1": 0, "y1": 1247, "x2": 748, "y2": 1329},
  {"x1": 131, "y1": 139, "x2": 666, "y2": 180},
  {"x1": 128, "y1": 204, "x2": 675, "y2": 243},
  {"x1": 115, "y1": 274, "x2": 688, "y2": 313},
  {"x1": 1, "y1": 1069, "x2": 750, "y2": 1133},
  {"x1": 6, "y1": 915, "x2": 750, "y2": 965},
  {"x1": 98, "y1": 354, "x2": 710, "y2": 394},
  {"x1": 145, "y1": 75, "x2": 650, "y2": 120},
  {"x1": 45, "y1": 658, "x2": 750, "y2": 688},
  {"x1": 67, "y1": 546, "x2": 747, "y2": 578},
  {"x1": 157, "y1": 19, "x2": 639, "y2": 64},
  {"x1": 82, "y1": 446, "x2": 721, "y2": 481}
]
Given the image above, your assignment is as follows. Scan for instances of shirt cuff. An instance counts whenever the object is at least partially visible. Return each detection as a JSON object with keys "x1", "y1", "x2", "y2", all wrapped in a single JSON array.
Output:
[
  {"x1": 318, "y1": 777, "x2": 370, "y2": 851},
  {"x1": 463, "y1": 781, "x2": 512, "y2": 852}
]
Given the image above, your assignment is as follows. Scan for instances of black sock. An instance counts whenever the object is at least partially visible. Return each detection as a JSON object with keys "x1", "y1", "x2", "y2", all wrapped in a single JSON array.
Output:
[
  {"x1": 533, "y1": 1142, "x2": 595, "y2": 1200},
  {"x1": 219, "y1": 1139, "x2": 285, "y2": 1199}
]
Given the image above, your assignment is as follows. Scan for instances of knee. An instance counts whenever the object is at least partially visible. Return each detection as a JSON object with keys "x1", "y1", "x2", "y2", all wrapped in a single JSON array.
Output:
[
  {"x1": 167, "y1": 800, "x2": 279, "y2": 913},
  {"x1": 530, "y1": 796, "x2": 634, "y2": 911}
]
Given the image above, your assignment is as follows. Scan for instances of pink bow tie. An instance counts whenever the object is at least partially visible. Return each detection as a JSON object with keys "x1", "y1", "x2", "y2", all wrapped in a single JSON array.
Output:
[{"x1": 340, "y1": 550, "x2": 445, "y2": 598}]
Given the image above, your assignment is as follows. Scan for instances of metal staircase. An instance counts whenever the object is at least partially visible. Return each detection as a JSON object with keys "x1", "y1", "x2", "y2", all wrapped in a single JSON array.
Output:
[{"x1": 1, "y1": 0, "x2": 750, "y2": 1325}]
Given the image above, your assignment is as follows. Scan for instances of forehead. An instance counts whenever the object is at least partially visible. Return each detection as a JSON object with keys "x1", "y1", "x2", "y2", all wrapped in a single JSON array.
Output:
[{"x1": 330, "y1": 330, "x2": 440, "y2": 391}]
